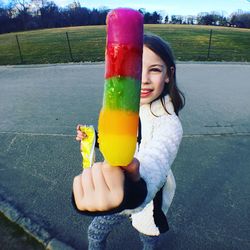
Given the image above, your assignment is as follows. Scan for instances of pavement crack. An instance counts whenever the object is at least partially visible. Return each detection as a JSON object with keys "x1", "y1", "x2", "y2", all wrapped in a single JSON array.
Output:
[
  {"x1": 204, "y1": 122, "x2": 234, "y2": 128},
  {"x1": 6, "y1": 135, "x2": 17, "y2": 152},
  {"x1": 183, "y1": 132, "x2": 250, "y2": 138},
  {"x1": 25, "y1": 142, "x2": 31, "y2": 157},
  {"x1": 0, "y1": 131, "x2": 74, "y2": 137}
]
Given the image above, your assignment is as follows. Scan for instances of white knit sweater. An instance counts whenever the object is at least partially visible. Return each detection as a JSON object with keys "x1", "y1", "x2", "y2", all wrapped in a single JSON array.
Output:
[{"x1": 129, "y1": 95, "x2": 183, "y2": 236}]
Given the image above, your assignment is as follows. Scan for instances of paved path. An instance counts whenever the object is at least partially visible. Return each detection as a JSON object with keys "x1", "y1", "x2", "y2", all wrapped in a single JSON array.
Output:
[{"x1": 0, "y1": 63, "x2": 250, "y2": 250}]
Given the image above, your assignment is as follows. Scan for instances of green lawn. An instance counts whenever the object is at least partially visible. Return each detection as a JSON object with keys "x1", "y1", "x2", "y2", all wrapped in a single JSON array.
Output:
[{"x1": 0, "y1": 24, "x2": 249, "y2": 65}]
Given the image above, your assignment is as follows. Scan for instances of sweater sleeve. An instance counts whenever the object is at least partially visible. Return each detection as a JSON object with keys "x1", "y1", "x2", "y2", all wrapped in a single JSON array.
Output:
[{"x1": 136, "y1": 114, "x2": 183, "y2": 208}]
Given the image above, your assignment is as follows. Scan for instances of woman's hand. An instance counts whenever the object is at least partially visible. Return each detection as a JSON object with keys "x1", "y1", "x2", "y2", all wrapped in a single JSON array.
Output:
[
  {"x1": 121, "y1": 158, "x2": 140, "y2": 182},
  {"x1": 73, "y1": 158, "x2": 140, "y2": 212},
  {"x1": 76, "y1": 124, "x2": 87, "y2": 141},
  {"x1": 73, "y1": 162, "x2": 125, "y2": 211}
]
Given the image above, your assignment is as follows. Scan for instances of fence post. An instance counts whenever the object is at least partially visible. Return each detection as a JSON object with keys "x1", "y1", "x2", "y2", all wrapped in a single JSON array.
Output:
[
  {"x1": 15, "y1": 35, "x2": 23, "y2": 64},
  {"x1": 207, "y1": 29, "x2": 213, "y2": 60},
  {"x1": 66, "y1": 32, "x2": 73, "y2": 61}
]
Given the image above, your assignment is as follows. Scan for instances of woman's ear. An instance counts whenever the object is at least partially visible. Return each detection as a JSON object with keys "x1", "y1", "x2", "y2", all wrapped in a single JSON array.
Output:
[{"x1": 165, "y1": 66, "x2": 175, "y2": 83}]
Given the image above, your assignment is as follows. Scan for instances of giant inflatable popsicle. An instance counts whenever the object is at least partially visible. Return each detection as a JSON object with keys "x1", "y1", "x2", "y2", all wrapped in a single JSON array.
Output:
[{"x1": 98, "y1": 8, "x2": 144, "y2": 166}]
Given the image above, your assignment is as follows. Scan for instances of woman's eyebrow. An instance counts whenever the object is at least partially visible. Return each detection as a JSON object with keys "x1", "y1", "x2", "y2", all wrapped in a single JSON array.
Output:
[{"x1": 150, "y1": 64, "x2": 164, "y2": 68}]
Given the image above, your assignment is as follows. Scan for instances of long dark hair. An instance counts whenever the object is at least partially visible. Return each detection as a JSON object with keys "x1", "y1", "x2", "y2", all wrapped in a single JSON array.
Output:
[{"x1": 143, "y1": 33, "x2": 185, "y2": 116}]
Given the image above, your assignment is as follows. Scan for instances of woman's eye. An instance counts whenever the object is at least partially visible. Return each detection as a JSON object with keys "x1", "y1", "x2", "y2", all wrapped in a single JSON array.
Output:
[{"x1": 150, "y1": 68, "x2": 161, "y2": 72}]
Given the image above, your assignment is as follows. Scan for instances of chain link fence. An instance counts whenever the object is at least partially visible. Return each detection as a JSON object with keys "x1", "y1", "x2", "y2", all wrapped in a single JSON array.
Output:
[{"x1": 0, "y1": 25, "x2": 249, "y2": 65}]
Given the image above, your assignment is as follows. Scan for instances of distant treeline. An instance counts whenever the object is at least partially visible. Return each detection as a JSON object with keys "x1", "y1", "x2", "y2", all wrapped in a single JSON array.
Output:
[{"x1": 0, "y1": 0, "x2": 250, "y2": 34}]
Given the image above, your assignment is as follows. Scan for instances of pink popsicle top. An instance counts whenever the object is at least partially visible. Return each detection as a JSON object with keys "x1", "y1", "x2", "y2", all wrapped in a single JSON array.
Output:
[{"x1": 106, "y1": 8, "x2": 144, "y2": 47}]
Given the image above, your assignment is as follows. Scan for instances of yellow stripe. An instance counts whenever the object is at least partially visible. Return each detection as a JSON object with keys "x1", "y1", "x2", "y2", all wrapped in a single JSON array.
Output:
[{"x1": 99, "y1": 134, "x2": 137, "y2": 166}]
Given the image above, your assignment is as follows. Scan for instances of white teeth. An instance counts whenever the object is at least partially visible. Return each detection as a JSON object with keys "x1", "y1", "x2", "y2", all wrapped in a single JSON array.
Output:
[{"x1": 141, "y1": 90, "x2": 151, "y2": 93}]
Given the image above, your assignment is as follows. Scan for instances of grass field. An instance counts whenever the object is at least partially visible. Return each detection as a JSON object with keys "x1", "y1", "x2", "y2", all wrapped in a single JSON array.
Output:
[{"x1": 0, "y1": 24, "x2": 250, "y2": 65}]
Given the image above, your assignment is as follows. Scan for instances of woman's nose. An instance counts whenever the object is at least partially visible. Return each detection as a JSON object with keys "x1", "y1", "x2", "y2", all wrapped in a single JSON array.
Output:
[{"x1": 141, "y1": 69, "x2": 150, "y2": 85}]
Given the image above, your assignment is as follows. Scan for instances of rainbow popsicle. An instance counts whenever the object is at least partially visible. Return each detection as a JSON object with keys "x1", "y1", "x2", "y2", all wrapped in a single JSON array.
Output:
[{"x1": 98, "y1": 8, "x2": 144, "y2": 166}]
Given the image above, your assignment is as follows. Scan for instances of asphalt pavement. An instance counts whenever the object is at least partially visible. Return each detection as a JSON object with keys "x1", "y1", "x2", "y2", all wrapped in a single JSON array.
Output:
[{"x1": 0, "y1": 62, "x2": 250, "y2": 250}]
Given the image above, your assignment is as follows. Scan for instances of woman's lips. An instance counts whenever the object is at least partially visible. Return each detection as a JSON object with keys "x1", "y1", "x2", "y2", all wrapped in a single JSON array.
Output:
[{"x1": 140, "y1": 88, "x2": 153, "y2": 98}]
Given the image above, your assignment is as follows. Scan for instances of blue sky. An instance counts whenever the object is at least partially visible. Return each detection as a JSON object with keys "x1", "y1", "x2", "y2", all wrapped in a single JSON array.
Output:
[
  {"x1": 2, "y1": 0, "x2": 250, "y2": 16},
  {"x1": 54, "y1": 0, "x2": 249, "y2": 16}
]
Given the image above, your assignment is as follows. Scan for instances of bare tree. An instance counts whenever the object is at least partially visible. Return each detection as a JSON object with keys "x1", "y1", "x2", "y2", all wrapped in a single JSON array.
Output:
[
  {"x1": 9, "y1": 0, "x2": 33, "y2": 29},
  {"x1": 230, "y1": 11, "x2": 250, "y2": 28},
  {"x1": 164, "y1": 15, "x2": 169, "y2": 24}
]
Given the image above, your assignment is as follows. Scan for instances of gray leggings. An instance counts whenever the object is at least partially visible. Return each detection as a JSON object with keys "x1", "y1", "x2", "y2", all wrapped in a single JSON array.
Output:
[{"x1": 88, "y1": 213, "x2": 159, "y2": 250}]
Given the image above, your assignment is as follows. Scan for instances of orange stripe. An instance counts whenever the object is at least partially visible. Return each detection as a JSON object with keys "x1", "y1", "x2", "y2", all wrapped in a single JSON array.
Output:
[{"x1": 98, "y1": 108, "x2": 139, "y2": 136}]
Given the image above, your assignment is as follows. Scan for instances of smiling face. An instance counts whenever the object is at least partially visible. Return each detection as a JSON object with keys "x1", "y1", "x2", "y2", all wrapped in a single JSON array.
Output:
[{"x1": 140, "y1": 46, "x2": 169, "y2": 106}]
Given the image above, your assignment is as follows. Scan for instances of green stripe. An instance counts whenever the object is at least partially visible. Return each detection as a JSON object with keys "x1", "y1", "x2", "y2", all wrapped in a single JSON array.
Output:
[{"x1": 103, "y1": 77, "x2": 141, "y2": 112}]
